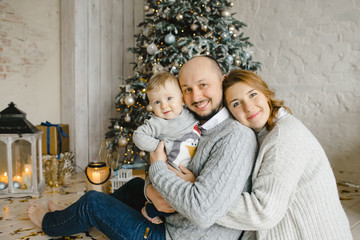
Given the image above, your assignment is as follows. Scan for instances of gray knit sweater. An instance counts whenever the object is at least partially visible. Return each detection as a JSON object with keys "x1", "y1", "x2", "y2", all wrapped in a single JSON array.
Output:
[
  {"x1": 149, "y1": 117, "x2": 257, "y2": 240},
  {"x1": 217, "y1": 113, "x2": 352, "y2": 240}
]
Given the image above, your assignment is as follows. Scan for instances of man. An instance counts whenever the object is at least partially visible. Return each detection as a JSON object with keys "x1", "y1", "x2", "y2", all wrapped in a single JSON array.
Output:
[
  {"x1": 145, "y1": 56, "x2": 257, "y2": 239},
  {"x1": 27, "y1": 56, "x2": 257, "y2": 240}
]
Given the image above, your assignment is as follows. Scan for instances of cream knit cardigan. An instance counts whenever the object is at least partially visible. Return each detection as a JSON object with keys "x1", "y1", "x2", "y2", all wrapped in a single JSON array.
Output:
[{"x1": 217, "y1": 112, "x2": 352, "y2": 240}]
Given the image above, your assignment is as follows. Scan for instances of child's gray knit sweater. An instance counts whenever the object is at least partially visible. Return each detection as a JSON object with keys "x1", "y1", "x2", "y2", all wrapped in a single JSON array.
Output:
[{"x1": 149, "y1": 117, "x2": 257, "y2": 240}]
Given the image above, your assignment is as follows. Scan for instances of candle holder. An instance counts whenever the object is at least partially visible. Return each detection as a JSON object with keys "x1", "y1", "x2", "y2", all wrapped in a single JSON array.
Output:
[
  {"x1": 85, "y1": 162, "x2": 111, "y2": 193},
  {"x1": 0, "y1": 102, "x2": 44, "y2": 196}
]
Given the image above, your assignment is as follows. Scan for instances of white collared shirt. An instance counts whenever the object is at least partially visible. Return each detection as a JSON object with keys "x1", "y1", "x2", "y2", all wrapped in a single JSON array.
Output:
[{"x1": 200, "y1": 107, "x2": 230, "y2": 131}]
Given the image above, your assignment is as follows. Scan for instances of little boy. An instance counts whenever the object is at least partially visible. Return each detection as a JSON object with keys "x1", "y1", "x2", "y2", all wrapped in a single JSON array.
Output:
[{"x1": 133, "y1": 71, "x2": 200, "y2": 224}]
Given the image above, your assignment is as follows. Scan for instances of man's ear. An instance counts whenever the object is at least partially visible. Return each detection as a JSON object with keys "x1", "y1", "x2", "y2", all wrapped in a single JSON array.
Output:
[{"x1": 221, "y1": 74, "x2": 226, "y2": 83}]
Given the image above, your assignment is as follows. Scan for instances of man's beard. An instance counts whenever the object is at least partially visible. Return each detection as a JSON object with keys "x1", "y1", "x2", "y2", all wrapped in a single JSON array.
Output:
[{"x1": 190, "y1": 104, "x2": 223, "y2": 122}]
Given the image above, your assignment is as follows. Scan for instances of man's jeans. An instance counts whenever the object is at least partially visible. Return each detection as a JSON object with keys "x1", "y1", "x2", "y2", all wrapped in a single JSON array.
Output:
[{"x1": 42, "y1": 177, "x2": 166, "y2": 240}]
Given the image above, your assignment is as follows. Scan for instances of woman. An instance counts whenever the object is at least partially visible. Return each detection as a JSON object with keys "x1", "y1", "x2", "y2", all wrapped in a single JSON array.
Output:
[{"x1": 217, "y1": 69, "x2": 352, "y2": 239}]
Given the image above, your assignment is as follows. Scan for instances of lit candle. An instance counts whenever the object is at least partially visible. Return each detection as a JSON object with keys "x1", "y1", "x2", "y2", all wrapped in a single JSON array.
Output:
[
  {"x1": 22, "y1": 164, "x2": 32, "y2": 189},
  {"x1": 13, "y1": 175, "x2": 23, "y2": 183},
  {"x1": 0, "y1": 172, "x2": 8, "y2": 184},
  {"x1": 91, "y1": 170, "x2": 101, "y2": 184}
]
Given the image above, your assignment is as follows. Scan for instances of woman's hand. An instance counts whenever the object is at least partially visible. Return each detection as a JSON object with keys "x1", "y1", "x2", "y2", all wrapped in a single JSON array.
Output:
[
  {"x1": 145, "y1": 184, "x2": 175, "y2": 213},
  {"x1": 167, "y1": 164, "x2": 196, "y2": 183},
  {"x1": 150, "y1": 141, "x2": 167, "y2": 164}
]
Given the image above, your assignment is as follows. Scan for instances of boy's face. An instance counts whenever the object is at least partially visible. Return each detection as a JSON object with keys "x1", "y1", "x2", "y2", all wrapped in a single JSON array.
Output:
[{"x1": 147, "y1": 81, "x2": 184, "y2": 120}]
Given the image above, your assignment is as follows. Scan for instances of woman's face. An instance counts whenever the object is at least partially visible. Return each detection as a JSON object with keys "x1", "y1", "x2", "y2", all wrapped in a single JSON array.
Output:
[{"x1": 225, "y1": 81, "x2": 270, "y2": 132}]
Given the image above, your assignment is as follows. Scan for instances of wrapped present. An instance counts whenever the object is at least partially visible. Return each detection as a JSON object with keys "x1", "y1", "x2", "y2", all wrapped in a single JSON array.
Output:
[
  {"x1": 37, "y1": 122, "x2": 69, "y2": 155},
  {"x1": 43, "y1": 152, "x2": 76, "y2": 187}
]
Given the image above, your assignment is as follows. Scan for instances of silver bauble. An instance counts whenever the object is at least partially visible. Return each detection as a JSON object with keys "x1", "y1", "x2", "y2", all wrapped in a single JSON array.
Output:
[
  {"x1": 125, "y1": 95, "x2": 135, "y2": 106},
  {"x1": 232, "y1": 33, "x2": 237, "y2": 38},
  {"x1": 190, "y1": 23, "x2": 199, "y2": 31},
  {"x1": 228, "y1": 25, "x2": 235, "y2": 32},
  {"x1": 139, "y1": 151, "x2": 146, "y2": 157},
  {"x1": 114, "y1": 122, "x2": 120, "y2": 129},
  {"x1": 138, "y1": 55, "x2": 143, "y2": 61},
  {"x1": 164, "y1": 33, "x2": 176, "y2": 45},
  {"x1": 13, "y1": 181, "x2": 21, "y2": 189},
  {"x1": 146, "y1": 104, "x2": 153, "y2": 112},
  {"x1": 124, "y1": 114, "x2": 131, "y2": 122},
  {"x1": 118, "y1": 137, "x2": 128, "y2": 147},
  {"x1": 0, "y1": 182, "x2": 7, "y2": 190},
  {"x1": 144, "y1": 5, "x2": 150, "y2": 11},
  {"x1": 230, "y1": 2, "x2": 234, "y2": 7},
  {"x1": 225, "y1": 55, "x2": 234, "y2": 64},
  {"x1": 176, "y1": 14, "x2": 183, "y2": 21},
  {"x1": 146, "y1": 43, "x2": 158, "y2": 55},
  {"x1": 235, "y1": 59, "x2": 241, "y2": 66},
  {"x1": 221, "y1": 10, "x2": 231, "y2": 17}
]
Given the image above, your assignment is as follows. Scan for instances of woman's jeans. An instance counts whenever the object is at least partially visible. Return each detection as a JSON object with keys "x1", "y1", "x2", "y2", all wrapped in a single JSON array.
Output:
[{"x1": 42, "y1": 177, "x2": 166, "y2": 240}]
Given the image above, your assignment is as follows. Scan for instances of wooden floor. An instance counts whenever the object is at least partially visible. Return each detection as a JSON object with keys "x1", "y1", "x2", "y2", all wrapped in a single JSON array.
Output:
[
  {"x1": 0, "y1": 173, "x2": 359, "y2": 240},
  {"x1": 0, "y1": 174, "x2": 108, "y2": 240}
]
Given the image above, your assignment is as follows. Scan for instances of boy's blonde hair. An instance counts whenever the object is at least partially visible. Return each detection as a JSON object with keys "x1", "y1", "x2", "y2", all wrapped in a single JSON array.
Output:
[{"x1": 146, "y1": 71, "x2": 180, "y2": 93}]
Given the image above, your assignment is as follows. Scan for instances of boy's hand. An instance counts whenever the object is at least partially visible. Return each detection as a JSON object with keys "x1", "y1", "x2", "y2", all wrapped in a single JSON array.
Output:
[
  {"x1": 168, "y1": 164, "x2": 196, "y2": 183},
  {"x1": 150, "y1": 141, "x2": 167, "y2": 164}
]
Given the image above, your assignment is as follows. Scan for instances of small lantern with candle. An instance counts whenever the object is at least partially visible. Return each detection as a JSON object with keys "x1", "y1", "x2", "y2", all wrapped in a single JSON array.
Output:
[
  {"x1": 0, "y1": 102, "x2": 44, "y2": 196},
  {"x1": 85, "y1": 162, "x2": 111, "y2": 193}
]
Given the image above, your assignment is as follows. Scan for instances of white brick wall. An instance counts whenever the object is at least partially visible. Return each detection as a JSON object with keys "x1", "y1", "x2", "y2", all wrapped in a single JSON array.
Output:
[{"x1": 235, "y1": 0, "x2": 360, "y2": 182}]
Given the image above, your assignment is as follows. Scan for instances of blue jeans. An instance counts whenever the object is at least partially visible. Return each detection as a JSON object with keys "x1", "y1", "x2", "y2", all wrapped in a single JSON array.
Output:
[{"x1": 42, "y1": 178, "x2": 166, "y2": 240}]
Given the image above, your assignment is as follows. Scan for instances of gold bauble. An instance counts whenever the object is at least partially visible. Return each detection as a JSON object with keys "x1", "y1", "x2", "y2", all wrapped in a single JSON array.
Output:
[
  {"x1": 139, "y1": 151, "x2": 146, "y2": 157},
  {"x1": 118, "y1": 137, "x2": 128, "y2": 147}
]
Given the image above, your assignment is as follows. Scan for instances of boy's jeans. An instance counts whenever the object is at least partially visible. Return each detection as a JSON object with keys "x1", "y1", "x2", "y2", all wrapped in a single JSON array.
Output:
[{"x1": 42, "y1": 178, "x2": 166, "y2": 240}]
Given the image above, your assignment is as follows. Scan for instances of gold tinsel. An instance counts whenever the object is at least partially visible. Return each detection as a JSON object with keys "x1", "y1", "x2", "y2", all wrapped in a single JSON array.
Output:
[{"x1": 42, "y1": 152, "x2": 76, "y2": 187}]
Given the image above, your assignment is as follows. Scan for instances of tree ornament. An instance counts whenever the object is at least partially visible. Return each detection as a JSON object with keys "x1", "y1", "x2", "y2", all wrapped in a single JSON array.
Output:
[
  {"x1": 221, "y1": 32, "x2": 230, "y2": 40},
  {"x1": 144, "y1": 5, "x2": 149, "y2": 11},
  {"x1": 205, "y1": 51, "x2": 210, "y2": 55},
  {"x1": 181, "y1": 46, "x2": 188, "y2": 53},
  {"x1": 124, "y1": 114, "x2": 131, "y2": 122},
  {"x1": 206, "y1": 7, "x2": 211, "y2": 12},
  {"x1": 114, "y1": 122, "x2": 120, "y2": 130},
  {"x1": 125, "y1": 95, "x2": 135, "y2": 106},
  {"x1": 235, "y1": 59, "x2": 241, "y2": 66},
  {"x1": 152, "y1": 62, "x2": 165, "y2": 73},
  {"x1": 139, "y1": 150, "x2": 146, "y2": 157},
  {"x1": 228, "y1": 25, "x2": 235, "y2": 32},
  {"x1": 221, "y1": 10, "x2": 231, "y2": 17},
  {"x1": 165, "y1": 33, "x2": 175, "y2": 45},
  {"x1": 229, "y1": 2, "x2": 234, "y2": 7},
  {"x1": 176, "y1": 14, "x2": 183, "y2": 21},
  {"x1": 138, "y1": 55, "x2": 143, "y2": 61},
  {"x1": 118, "y1": 137, "x2": 128, "y2": 147},
  {"x1": 232, "y1": 33, "x2": 237, "y2": 38},
  {"x1": 226, "y1": 55, "x2": 234, "y2": 64},
  {"x1": 201, "y1": 25, "x2": 208, "y2": 31},
  {"x1": 190, "y1": 23, "x2": 199, "y2": 31},
  {"x1": 146, "y1": 104, "x2": 153, "y2": 112},
  {"x1": 147, "y1": 43, "x2": 158, "y2": 55}
]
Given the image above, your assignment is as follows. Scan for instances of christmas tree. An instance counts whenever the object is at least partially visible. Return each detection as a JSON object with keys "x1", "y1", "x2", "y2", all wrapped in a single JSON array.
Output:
[{"x1": 105, "y1": 0, "x2": 261, "y2": 170}]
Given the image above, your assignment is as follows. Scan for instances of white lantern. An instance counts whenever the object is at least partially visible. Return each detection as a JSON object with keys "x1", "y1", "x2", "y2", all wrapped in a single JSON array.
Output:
[{"x1": 0, "y1": 102, "x2": 44, "y2": 196}]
